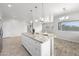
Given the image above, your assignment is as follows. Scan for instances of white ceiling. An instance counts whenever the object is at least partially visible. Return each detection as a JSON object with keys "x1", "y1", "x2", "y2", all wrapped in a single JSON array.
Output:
[
  {"x1": 44, "y1": 3, "x2": 79, "y2": 16},
  {"x1": 0, "y1": 3, "x2": 79, "y2": 21}
]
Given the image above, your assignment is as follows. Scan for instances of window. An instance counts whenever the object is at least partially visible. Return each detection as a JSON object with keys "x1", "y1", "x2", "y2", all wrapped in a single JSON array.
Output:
[{"x1": 58, "y1": 20, "x2": 79, "y2": 31}]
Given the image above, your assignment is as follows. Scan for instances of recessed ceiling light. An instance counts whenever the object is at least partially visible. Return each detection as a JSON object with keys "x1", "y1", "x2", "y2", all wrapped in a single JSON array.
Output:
[
  {"x1": 8, "y1": 4, "x2": 12, "y2": 8},
  {"x1": 41, "y1": 18, "x2": 44, "y2": 21},
  {"x1": 66, "y1": 16, "x2": 69, "y2": 19},
  {"x1": 35, "y1": 19, "x2": 38, "y2": 22},
  {"x1": 30, "y1": 21, "x2": 33, "y2": 23}
]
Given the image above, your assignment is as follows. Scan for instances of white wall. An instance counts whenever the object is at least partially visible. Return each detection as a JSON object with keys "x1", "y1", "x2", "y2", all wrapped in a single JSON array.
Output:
[
  {"x1": 3, "y1": 19, "x2": 27, "y2": 38},
  {"x1": 54, "y1": 11, "x2": 79, "y2": 43},
  {"x1": 2, "y1": 19, "x2": 42, "y2": 38}
]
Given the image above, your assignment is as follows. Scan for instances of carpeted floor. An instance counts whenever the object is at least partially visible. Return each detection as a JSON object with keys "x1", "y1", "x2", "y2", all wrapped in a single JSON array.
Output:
[
  {"x1": 0, "y1": 36, "x2": 30, "y2": 56},
  {"x1": 54, "y1": 38, "x2": 79, "y2": 56}
]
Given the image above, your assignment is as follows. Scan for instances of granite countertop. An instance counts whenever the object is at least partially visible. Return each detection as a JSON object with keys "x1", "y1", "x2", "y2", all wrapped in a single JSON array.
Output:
[{"x1": 22, "y1": 33, "x2": 54, "y2": 43}]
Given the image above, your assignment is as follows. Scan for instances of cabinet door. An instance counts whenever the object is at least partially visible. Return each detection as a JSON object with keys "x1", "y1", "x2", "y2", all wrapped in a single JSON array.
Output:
[
  {"x1": 31, "y1": 40, "x2": 41, "y2": 56},
  {"x1": 28, "y1": 38, "x2": 41, "y2": 56},
  {"x1": 22, "y1": 35, "x2": 43, "y2": 56},
  {"x1": 41, "y1": 40, "x2": 50, "y2": 56}
]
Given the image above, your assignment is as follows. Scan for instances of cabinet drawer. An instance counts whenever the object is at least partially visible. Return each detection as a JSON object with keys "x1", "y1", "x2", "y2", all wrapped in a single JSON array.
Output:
[
  {"x1": 31, "y1": 46, "x2": 41, "y2": 56},
  {"x1": 30, "y1": 38, "x2": 41, "y2": 46}
]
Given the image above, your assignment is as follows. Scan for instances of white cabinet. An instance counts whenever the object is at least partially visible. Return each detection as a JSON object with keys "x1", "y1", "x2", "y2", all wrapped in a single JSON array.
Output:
[{"x1": 21, "y1": 33, "x2": 51, "y2": 56}]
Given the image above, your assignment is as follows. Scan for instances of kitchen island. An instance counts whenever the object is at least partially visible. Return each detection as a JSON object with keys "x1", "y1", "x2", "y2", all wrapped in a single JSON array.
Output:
[{"x1": 21, "y1": 33, "x2": 54, "y2": 56}]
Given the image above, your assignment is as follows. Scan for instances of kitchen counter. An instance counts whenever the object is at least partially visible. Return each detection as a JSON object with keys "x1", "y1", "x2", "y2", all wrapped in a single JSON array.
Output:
[{"x1": 22, "y1": 33, "x2": 53, "y2": 43}]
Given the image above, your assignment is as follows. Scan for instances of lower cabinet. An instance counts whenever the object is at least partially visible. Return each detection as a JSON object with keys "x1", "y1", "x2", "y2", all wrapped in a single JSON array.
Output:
[{"x1": 21, "y1": 34, "x2": 51, "y2": 56}]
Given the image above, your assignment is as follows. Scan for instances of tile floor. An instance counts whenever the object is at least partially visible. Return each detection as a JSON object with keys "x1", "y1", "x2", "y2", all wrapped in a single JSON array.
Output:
[
  {"x1": 0, "y1": 36, "x2": 30, "y2": 56},
  {"x1": 54, "y1": 38, "x2": 79, "y2": 56},
  {"x1": 1, "y1": 36, "x2": 79, "y2": 56}
]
